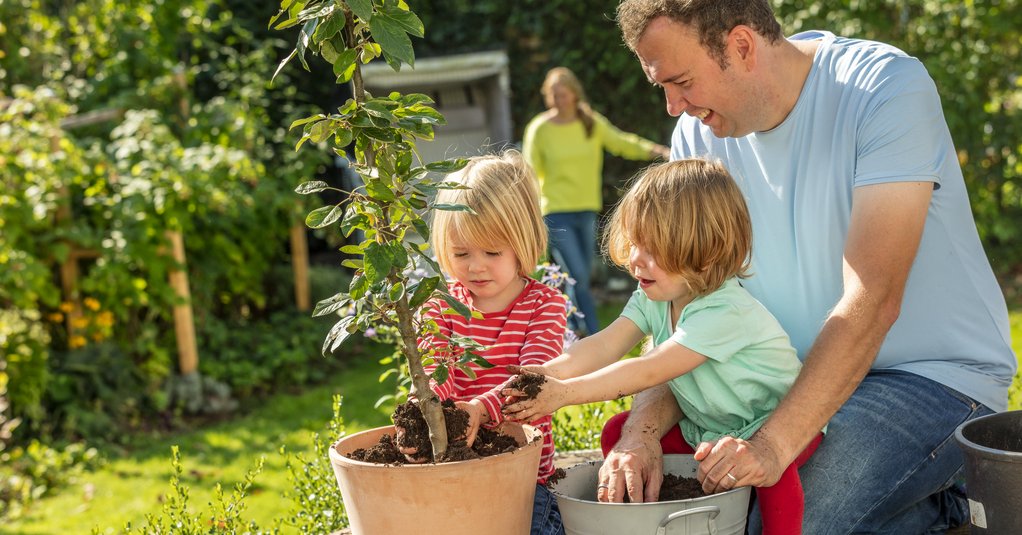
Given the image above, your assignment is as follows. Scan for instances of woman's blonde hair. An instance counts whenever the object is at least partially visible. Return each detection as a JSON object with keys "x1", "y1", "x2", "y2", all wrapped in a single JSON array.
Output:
[
  {"x1": 432, "y1": 151, "x2": 546, "y2": 278},
  {"x1": 603, "y1": 159, "x2": 752, "y2": 297},
  {"x1": 541, "y1": 67, "x2": 596, "y2": 138}
]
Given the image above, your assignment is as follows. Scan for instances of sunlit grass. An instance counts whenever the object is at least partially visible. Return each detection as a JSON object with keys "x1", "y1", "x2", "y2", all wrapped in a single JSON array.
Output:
[{"x1": 4, "y1": 352, "x2": 393, "y2": 535}]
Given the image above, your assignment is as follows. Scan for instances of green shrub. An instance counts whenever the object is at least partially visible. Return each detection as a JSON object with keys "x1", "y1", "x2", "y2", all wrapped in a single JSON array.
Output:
[{"x1": 1, "y1": 441, "x2": 101, "y2": 521}]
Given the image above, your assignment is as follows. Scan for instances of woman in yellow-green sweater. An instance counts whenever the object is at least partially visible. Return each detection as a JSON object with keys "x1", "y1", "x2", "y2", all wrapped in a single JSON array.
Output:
[{"x1": 524, "y1": 67, "x2": 668, "y2": 335}]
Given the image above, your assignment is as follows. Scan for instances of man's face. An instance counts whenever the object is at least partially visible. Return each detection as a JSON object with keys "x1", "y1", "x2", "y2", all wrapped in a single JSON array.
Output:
[{"x1": 635, "y1": 17, "x2": 765, "y2": 138}]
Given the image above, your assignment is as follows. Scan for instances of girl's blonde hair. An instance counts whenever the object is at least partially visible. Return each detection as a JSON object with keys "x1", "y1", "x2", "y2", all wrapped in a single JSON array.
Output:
[
  {"x1": 604, "y1": 159, "x2": 752, "y2": 297},
  {"x1": 432, "y1": 152, "x2": 546, "y2": 278},
  {"x1": 541, "y1": 67, "x2": 596, "y2": 138}
]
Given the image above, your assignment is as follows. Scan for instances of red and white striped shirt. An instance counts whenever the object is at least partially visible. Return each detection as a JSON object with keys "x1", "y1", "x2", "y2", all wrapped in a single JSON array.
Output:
[{"x1": 418, "y1": 278, "x2": 567, "y2": 483}]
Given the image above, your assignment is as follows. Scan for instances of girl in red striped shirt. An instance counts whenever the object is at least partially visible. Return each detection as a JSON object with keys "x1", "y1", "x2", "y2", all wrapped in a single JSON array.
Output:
[{"x1": 414, "y1": 152, "x2": 569, "y2": 534}]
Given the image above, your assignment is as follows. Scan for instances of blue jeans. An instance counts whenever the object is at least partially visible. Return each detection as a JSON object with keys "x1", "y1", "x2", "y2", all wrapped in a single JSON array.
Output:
[
  {"x1": 545, "y1": 211, "x2": 599, "y2": 334},
  {"x1": 748, "y1": 370, "x2": 992, "y2": 534},
  {"x1": 532, "y1": 484, "x2": 564, "y2": 535}
]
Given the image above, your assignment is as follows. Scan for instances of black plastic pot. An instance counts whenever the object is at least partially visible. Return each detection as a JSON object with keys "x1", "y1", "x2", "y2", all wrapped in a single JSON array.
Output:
[{"x1": 954, "y1": 410, "x2": 1022, "y2": 533}]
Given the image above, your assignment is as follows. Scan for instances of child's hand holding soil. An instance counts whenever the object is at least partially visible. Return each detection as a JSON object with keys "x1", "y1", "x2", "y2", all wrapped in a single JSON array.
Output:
[{"x1": 501, "y1": 366, "x2": 570, "y2": 423}]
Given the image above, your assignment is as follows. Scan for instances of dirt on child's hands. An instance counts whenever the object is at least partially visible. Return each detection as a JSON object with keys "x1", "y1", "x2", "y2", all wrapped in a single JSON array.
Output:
[
  {"x1": 501, "y1": 376, "x2": 567, "y2": 423},
  {"x1": 394, "y1": 426, "x2": 430, "y2": 464},
  {"x1": 456, "y1": 399, "x2": 489, "y2": 447}
]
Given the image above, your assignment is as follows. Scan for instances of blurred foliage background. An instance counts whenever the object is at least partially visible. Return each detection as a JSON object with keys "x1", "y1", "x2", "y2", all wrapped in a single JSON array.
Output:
[{"x1": 1, "y1": 0, "x2": 1020, "y2": 523}]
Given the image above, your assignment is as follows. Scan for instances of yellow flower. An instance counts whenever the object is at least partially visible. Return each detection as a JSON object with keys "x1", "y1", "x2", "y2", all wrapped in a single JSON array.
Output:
[
  {"x1": 46, "y1": 312, "x2": 64, "y2": 323},
  {"x1": 59, "y1": 302, "x2": 75, "y2": 313},
  {"x1": 97, "y1": 311, "x2": 114, "y2": 328},
  {"x1": 69, "y1": 335, "x2": 87, "y2": 349},
  {"x1": 72, "y1": 317, "x2": 89, "y2": 330},
  {"x1": 84, "y1": 297, "x2": 101, "y2": 311}
]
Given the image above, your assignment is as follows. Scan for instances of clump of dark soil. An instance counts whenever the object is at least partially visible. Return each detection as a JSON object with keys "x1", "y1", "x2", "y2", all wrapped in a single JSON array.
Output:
[
  {"x1": 545, "y1": 467, "x2": 567, "y2": 488},
  {"x1": 504, "y1": 372, "x2": 546, "y2": 400},
  {"x1": 348, "y1": 432, "x2": 405, "y2": 464},
  {"x1": 348, "y1": 398, "x2": 519, "y2": 464},
  {"x1": 616, "y1": 473, "x2": 708, "y2": 503},
  {"x1": 393, "y1": 398, "x2": 470, "y2": 460},
  {"x1": 472, "y1": 427, "x2": 518, "y2": 456},
  {"x1": 658, "y1": 474, "x2": 708, "y2": 501}
]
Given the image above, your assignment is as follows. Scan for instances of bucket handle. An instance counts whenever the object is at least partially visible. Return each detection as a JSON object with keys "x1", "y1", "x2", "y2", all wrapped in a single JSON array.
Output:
[{"x1": 655, "y1": 505, "x2": 721, "y2": 535}]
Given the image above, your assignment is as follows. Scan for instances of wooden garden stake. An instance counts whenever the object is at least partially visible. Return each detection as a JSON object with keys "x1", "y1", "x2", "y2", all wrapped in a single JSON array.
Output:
[
  {"x1": 290, "y1": 223, "x2": 311, "y2": 311},
  {"x1": 166, "y1": 230, "x2": 199, "y2": 375}
]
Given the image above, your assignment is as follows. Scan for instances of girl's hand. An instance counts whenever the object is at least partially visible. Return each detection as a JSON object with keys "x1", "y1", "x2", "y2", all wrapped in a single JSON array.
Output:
[
  {"x1": 501, "y1": 375, "x2": 570, "y2": 423},
  {"x1": 394, "y1": 425, "x2": 430, "y2": 464},
  {"x1": 456, "y1": 399, "x2": 490, "y2": 447}
]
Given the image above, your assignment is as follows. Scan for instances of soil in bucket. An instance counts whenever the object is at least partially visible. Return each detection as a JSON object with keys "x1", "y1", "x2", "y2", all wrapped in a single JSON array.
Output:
[{"x1": 348, "y1": 399, "x2": 518, "y2": 464}]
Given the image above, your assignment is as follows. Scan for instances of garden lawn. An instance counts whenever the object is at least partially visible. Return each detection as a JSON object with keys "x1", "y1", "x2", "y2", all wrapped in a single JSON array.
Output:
[
  {"x1": 3, "y1": 351, "x2": 395, "y2": 535},
  {"x1": 5, "y1": 302, "x2": 1020, "y2": 534}
]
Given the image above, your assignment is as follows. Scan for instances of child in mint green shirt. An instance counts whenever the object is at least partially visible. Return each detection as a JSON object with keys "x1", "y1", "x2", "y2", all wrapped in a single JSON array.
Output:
[{"x1": 503, "y1": 159, "x2": 823, "y2": 535}]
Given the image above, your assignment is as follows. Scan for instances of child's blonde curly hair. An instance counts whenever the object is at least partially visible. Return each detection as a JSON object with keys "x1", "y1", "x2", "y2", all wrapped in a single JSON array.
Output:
[{"x1": 604, "y1": 158, "x2": 752, "y2": 297}]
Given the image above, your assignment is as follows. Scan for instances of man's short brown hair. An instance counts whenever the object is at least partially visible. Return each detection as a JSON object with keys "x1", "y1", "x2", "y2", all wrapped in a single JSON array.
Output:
[{"x1": 617, "y1": 0, "x2": 783, "y2": 68}]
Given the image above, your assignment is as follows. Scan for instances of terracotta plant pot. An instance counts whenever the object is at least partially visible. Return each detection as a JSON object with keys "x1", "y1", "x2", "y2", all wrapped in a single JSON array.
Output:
[{"x1": 329, "y1": 422, "x2": 543, "y2": 535}]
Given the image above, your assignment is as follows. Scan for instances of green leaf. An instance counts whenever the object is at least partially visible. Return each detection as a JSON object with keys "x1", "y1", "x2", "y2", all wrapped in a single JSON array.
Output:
[
  {"x1": 350, "y1": 273, "x2": 370, "y2": 299},
  {"x1": 306, "y1": 205, "x2": 344, "y2": 228},
  {"x1": 309, "y1": 120, "x2": 333, "y2": 143},
  {"x1": 455, "y1": 362, "x2": 478, "y2": 381},
  {"x1": 333, "y1": 48, "x2": 359, "y2": 83},
  {"x1": 395, "y1": 149, "x2": 412, "y2": 175},
  {"x1": 341, "y1": 258, "x2": 364, "y2": 270},
  {"x1": 365, "y1": 179, "x2": 397, "y2": 202},
  {"x1": 379, "y1": 5, "x2": 424, "y2": 37},
  {"x1": 439, "y1": 291, "x2": 473, "y2": 320},
  {"x1": 313, "y1": 293, "x2": 352, "y2": 318},
  {"x1": 347, "y1": 0, "x2": 374, "y2": 22},
  {"x1": 313, "y1": 9, "x2": 345, "y2": 43},
  {"x1": 432, "y1": 363, "x2": 449, "y2": 386},
  {"x1": 360, "y1": 42, "x2": 382, "y2": 64},
  {"x1": 408, "y1": 276, "x2": 441, "y2": 309},
  {"x1": 323, "y1": 314, "x2": 358, "y2": 355},
  {"x1": 463, "y1": 351, "x2": 495, "y2": 369},
  {"x1": 411, "y1": 217, "x2": 430, "y2": 241},
  {"x1": 400, "y1": 93, "x2": 434, "y2": 106},
  {"x1": 334, "y1": 127, "x2": 353, "y2": 147},
  {"x1": 361, "y1": 127, "x2": 397, "y2": 142},
  {"x1": 295, "y1": 180, "x2": 330, "y2": 194},
  {"x1": 364, "y1": 100, "x2": 397, "y2": 121},
  {"x1": 414, "y1": 247, "x2": 443, "y2": 274},
  {"x1": 340, "y1": 244, "x2": 364, "y2": 255},
  {"x1": 425, "y1": 158, "x2": 468, "y2": 173},
  {"x1": 388, "y1": 282, "x2": 406, "y2": 302},
  {"x1": 433, "y1": 202, "x2": 476, "y2": 214},
  {"x1": 272, "y1": 49, "x2": 299, "y2": 82},
  {"x1": 289, "y1": 114, "x2": 327, "y2": 130},
  {"x1": 387, "y1": 240, "x2": 408, "y2": 268},
  {"x1": 296, "y1": 19, "x2": 319, "y2": 71},
  {"x1": 369, "y1": 13, "x2": 415, "y2": 67},
  {"x1": 364, "y1": 242, "x2": 394, "y2": 285}
]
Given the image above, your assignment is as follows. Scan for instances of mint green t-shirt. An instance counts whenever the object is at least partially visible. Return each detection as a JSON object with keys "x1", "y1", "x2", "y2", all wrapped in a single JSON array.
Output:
[{"x1": 621, "y1": 279, "x2": 802, "y2": 446}]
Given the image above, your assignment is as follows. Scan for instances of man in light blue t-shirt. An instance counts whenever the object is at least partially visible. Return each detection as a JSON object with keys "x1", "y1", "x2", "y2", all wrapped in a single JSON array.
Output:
[{"x1": 601, "y1": 1, "x2": 1017, "y2": 533}]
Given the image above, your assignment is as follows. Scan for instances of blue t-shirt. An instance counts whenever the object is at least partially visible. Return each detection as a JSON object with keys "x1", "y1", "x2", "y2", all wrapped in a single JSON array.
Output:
[{"x1": 670, "y1": 31, "x2": 1016, "y2": 411}]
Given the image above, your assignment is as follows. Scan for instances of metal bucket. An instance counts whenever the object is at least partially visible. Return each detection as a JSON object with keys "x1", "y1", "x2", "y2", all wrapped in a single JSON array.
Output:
[
  {"x1": 954, "y1": 410, "x2": 1022, "y2": 533},
  {"x1": 549, "y1": 454, "x2": 751, "y2": 535}
]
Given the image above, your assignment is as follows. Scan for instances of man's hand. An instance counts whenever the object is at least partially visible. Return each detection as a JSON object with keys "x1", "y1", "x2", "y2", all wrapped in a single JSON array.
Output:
[
  {"x1": 693, "y1": 433, "x2": 786, "y2": 494},
  {"x1": 598, "y1": 433, "x2": 664, "y2": 503}
]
